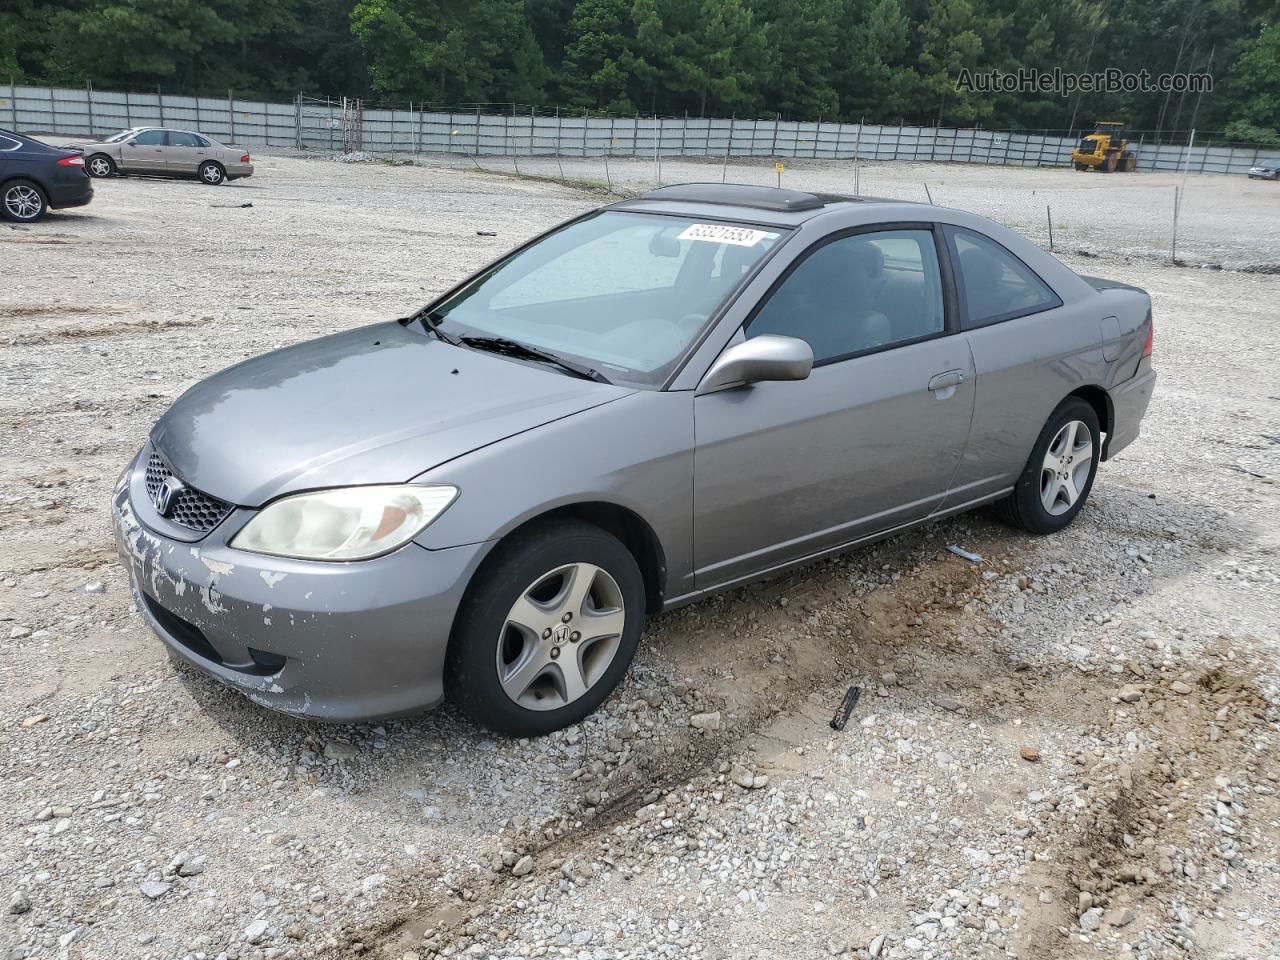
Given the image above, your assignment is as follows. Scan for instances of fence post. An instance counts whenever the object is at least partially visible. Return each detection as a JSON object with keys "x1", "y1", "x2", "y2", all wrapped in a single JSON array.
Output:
[
  {"x1": 294, "y1": 93, "x2": 302, "y2": 150},
  {"x1": 722, "y1": 114, "x2": 734, "y2": 181},
  {"x1": 554, "y1": 107, "x2": 563, "y2": 177},
  {"x1": 47, "y1": 85, "x2": 55, "y2": 133},
  {"x1": 157, "y1": 85, "x2": 164, "y2": 125},
  {"x1": 813, "y1": 117, "x2": 821, "y2": 159},
  {"x1": 228, "y1": 90, "x2": 235, "y2": 143},
  {"x1": 582, "y1": 108, "x2": 589, "y2": 158},
  {"x1": 771, "y1": 117, "x2": 778, "y2": 156},
  {"x1": 681, "y1": 110, "x2": 687, "y2": 156},
  {"x1": 474, "y1": 106, "x2": 480, "y2": 157},
  {"x1": 8, "y1": 77, "x2": 17, "y2": 131}
]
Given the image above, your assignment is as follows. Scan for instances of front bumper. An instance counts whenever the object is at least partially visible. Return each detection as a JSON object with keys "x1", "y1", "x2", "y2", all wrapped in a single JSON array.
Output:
[{"x1": 111, "y1": 463, "x2": 487, "y2": 722}]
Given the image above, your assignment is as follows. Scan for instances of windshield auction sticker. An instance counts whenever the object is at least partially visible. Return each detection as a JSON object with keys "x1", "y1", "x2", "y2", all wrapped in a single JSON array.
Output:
[{"x1": 678, "y1": 223, "x2": 776, "y2": 247}]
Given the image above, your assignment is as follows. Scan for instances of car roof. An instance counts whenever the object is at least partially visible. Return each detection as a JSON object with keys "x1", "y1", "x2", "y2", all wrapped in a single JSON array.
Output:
[{"x1": 609, "y1": 182, "x2": 920, "y2": 227}]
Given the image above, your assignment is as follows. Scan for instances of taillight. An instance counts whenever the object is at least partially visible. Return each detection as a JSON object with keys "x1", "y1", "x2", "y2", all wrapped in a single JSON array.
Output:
[
  {"x1": 57, "y1": 155, "x2": 84, "y2": 167},
  {"x1": 240, "y1": 153, "x2": 251, "y2": 163},
  {"x1": 1141, "y1": 311, "x2": 1153, "y2": 357}
]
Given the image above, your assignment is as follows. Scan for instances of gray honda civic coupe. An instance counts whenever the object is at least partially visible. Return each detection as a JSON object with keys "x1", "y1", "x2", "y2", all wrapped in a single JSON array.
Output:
[{"x1": 112, "y1": 183, "x2": 1156, "y2": 735}]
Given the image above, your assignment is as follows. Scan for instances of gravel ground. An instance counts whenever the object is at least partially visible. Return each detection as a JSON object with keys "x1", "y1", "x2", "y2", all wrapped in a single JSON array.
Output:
[{"x1": 2, "y1": 152, "x2": 1278, "y2": 960}]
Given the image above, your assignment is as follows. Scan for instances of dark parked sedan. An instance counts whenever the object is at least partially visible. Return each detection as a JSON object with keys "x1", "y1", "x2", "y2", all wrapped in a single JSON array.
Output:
[
  {"x1": 0, "y1": 129, "x2": 93, "y2": 222},
  {"x1": 113, "y1": 184, "x2": 1156, "y2": 736}
]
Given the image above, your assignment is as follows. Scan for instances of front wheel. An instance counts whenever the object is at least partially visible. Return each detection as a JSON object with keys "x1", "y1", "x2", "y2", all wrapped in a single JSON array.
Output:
[
  {"x1": 198, "y1": 161, "x2": 225, "y2": 185},
  {"x1": 1, "y1": 179, "x2": 48, "y2": 222},
  {"x1": 997, "y1": 397, "x2": 1100, "y2": 535},
  {"x1": 446, "y1": 520, "x2": 645, "y2": 736},
  {"x1": 86, "y1": 154, "x2": 116, "y2": 178}
]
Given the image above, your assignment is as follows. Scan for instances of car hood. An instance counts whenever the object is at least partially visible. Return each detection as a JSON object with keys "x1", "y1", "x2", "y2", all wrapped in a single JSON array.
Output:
[{"x1": 150, "y1": 321, "x2": 633, "y2": 506}]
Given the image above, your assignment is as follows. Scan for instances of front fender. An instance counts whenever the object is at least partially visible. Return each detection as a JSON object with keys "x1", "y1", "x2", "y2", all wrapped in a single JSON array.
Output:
[{"x1": 411, "y1": 391, "x2": 696, "y2": 597}]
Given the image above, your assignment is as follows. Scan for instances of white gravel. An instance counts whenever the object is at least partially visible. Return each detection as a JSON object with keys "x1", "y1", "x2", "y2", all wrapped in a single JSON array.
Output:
[{"x1": 2, "y1": 152, "x2": 1277, "y2": 960}]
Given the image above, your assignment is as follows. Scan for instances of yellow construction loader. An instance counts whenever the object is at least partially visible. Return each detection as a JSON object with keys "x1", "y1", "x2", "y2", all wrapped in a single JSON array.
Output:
[{"x1": 1071, "y1": 122, "x2": 1138, "y2": 172}]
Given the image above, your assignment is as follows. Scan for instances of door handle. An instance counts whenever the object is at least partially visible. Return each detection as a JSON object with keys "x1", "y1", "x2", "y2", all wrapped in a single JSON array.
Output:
[{"x1": 928, "y1": 370, "x2": 965, "y2": 392}]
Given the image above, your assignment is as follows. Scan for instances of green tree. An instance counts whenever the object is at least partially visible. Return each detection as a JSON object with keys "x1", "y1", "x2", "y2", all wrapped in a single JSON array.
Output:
[
  {"x1": 752, "y1": 0, "x2": 840, "y2": 118},
  {"x1": 915, "y1": 0, "x2": 1000, "y2": 125},
  {"x1": 835, "y1": 0, "x2": 913, "y2": 120},
  {"x1": 351, "y1": 0, "x2": 546, "y2": 101},
  {"x1": 1220, "y1": 22, "x2": 1280, "y2": 138},
  {"x1": 559, "y1": 0, "x2": 639, "y2": 110},
  {"x1": 660, "y1": 0, "x2": 765, "y2": 115}
]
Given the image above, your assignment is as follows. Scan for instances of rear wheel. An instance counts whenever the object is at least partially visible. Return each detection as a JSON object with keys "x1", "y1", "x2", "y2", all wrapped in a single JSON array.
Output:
[
  {"x1": 446, "y1": 520, "x2": 645, "y2": 736},
  {"x1": 996, "y1": 397, "x2": 1100, "y2": 535},
  {"x1": 1073, "y1": 162, "x2": 1087, "y2": 171},
  {"x1": 198, "y1": 161, "x2": 226, "y2": 185},
  {"x1": 1, "y1": 179, "x2": 48, "y2": 223},
  {"x1": 86, "y1": 154, "x2": 116, "y2": 178}
]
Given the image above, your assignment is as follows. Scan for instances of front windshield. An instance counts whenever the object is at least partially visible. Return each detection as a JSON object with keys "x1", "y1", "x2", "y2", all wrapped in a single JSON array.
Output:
[{"x1": 428, "y1": 210, "x2": 785, "y2": 386}]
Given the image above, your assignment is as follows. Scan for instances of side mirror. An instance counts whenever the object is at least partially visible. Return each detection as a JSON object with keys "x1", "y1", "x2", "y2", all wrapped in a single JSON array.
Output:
[
  {"x1": 696, "y1": 335, "x2": 813, "y2": 395},
  {"x1": 127, "y1": 139, "x2": 137, "y2": 146}
]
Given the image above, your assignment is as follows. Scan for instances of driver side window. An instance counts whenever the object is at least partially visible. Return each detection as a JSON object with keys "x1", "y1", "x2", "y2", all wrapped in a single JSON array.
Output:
[{"x1": 745, "y1": 229, "x2": 945, "y2": 364}]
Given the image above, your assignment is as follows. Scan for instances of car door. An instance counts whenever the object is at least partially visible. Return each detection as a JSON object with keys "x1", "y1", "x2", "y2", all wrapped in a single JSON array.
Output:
[
  {"x1": 118, "y1": 129, "x2": 167, "y2": 172},
  {"x1": 163, "y1": 130, "x2": 205, "y2": 174},
  {"x1": 692, "y1": 225, "x2": 976, "y2": 588}
]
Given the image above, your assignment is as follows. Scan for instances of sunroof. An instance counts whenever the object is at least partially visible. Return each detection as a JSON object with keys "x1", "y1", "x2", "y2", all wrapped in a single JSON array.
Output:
[{"x1": 641, "y1": 183, "x2": 837, "y2": 212}]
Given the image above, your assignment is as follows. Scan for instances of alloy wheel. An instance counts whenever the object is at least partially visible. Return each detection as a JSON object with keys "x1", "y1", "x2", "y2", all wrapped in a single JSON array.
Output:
[
  {"x1": 4, "y1": 184, "x2": 43, "y2": 220},
  {"x1": 1040, "y1": 419, "x2": 1093, "y2": 515},
  {"x1": 201, "y1": 164, "x2": 223, "y2": 184},
  {"x1": 496, "y1": 562, "x2": 626, "y2": 711},
  {"x1": 89, "y1": 157, "x2": 112, "y2": 177}
]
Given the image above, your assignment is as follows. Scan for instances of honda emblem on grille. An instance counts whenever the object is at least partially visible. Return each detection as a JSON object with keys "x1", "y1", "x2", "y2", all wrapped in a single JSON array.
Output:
[{"x1": 154, "y1": 476, "x2": 184, "y2": 517}]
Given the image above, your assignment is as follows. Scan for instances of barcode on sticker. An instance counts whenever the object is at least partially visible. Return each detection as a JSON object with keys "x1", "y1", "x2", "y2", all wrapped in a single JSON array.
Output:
[{"x1": 677, "y1": 223, "x2": 773, "y2": 247}]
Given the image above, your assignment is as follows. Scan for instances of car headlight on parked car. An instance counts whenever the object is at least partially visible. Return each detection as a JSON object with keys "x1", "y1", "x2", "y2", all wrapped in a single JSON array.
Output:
[{"x1": 231, "y1": 485, "x2": 458, "y2": 561}]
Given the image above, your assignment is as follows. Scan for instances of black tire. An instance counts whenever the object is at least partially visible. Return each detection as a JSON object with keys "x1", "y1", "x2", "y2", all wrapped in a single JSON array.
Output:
[
  {"x1": 86, "y1": 154, "x2": 116, "y2": 178},
  {"x1": 996, "y1": 397, "x2": 1101, "y2": 535},
  {"x1": 446, "y1": 519, "x2": 645, "y2": 736},
  {"x1": 198, "y1": 161, "x2": 225, "y2": 185},
  {"x1": 1, "y1": 179, "x2": 48, "y2": 223},
  {"x1": 1074, "y1": 162, "x2": 1086, "y2": 171}
]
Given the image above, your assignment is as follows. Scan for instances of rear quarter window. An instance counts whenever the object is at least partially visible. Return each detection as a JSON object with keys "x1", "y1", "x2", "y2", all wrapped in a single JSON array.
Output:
[{"x1": 947, "y1": 227, "x2": 1061, "y2": 329}]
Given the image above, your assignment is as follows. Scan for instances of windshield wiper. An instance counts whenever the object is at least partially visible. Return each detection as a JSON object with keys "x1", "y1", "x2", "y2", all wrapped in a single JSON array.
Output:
[
  {"x1": 459, "y1": 336, "x2": 612, "y2": 384},
  {"x1": 404, "y1": 308, "x2": 458, "y2": 345}
]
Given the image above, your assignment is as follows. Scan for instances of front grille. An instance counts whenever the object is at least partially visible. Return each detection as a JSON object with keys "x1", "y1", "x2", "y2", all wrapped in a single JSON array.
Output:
[{"x1": 143, "y1": 452, "x2": 233, "y2": 534}]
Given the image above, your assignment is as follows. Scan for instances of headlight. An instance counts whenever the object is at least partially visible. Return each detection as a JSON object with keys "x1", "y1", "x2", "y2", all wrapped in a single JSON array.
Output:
[{"x1": 231, "y1": 485, "x2": 458, "y2": 561}]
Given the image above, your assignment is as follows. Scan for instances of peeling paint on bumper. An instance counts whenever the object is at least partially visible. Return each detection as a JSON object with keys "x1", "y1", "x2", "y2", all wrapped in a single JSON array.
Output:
[{"x1": 111, "y1": 479, "x2": 487, "y2": 722}]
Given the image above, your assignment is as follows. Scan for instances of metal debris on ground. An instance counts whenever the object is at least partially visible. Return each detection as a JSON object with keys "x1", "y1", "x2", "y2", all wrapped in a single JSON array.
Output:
[
  {"x1": 830, "y1": 685, "x2": 862, "y2": 731},
  {"x1": 946, "y1": 545, "x2": 983, "y2": 562}
]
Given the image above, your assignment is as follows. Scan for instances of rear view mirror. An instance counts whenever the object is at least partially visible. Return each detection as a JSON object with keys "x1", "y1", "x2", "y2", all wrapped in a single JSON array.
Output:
[
  {"x1": 648, "y1": 232, "x2": 681, "y2": 258},
  {"x1": 696, "y1": 335, "x2": 813, "y2": 395}
]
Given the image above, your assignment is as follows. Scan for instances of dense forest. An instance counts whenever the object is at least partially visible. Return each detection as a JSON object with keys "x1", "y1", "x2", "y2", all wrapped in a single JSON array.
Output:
[{"x1": 2, "y1": 0, "x2": 1278, "y2": 140}]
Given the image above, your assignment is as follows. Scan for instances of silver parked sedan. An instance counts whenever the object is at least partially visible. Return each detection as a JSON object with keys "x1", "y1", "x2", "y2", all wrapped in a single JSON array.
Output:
[
  {"x1": 65, "y1": 127, "x2": 253, "y2": 184},
  {"x1": 112, "y1": 184, "x2": 1156, "y2": 735}
]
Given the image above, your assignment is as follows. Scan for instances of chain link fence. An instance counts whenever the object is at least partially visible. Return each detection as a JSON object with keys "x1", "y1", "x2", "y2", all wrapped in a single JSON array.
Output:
[{"x1": 5, "y1": 82, "x2": 1277, "y2": 176}]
